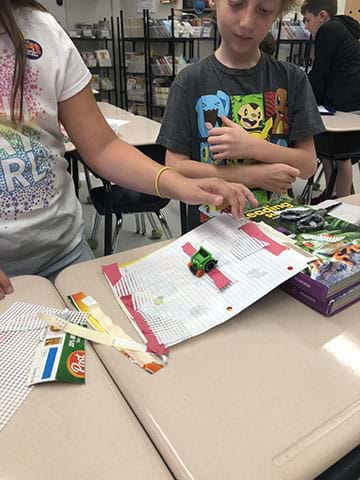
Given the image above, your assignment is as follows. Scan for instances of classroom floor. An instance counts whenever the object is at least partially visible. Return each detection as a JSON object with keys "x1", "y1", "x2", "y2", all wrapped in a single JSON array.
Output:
[{"x1": 80, "y1": 163, "x2": 360, "y2": 258}]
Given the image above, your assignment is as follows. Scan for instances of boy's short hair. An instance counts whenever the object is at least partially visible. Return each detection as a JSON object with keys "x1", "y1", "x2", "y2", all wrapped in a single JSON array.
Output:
[{"x1": 300, "y1": 0, "x2": 337, "y2": 17}]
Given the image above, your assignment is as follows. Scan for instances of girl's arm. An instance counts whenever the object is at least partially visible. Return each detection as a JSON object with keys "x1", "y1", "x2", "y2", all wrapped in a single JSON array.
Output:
[
  {"x1": 0, "y1": 270, "x2": 13, "y2": 300},
  {"x1": 58, "y1": 85, "x2": 258, "y2": 217}
]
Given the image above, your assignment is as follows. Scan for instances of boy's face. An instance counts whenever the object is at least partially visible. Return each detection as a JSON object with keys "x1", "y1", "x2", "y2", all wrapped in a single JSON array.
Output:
[
  {"x1": 303, "y1": 10, "x2": 328, "y2": 37},
  {"x1": 209, "y1": 0, "x2": 281, "y2": 59}
]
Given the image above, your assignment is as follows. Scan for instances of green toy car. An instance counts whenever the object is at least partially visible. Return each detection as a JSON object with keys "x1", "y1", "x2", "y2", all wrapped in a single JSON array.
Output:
[{"x1": 188, "y1": 246, "x2": 218, "y2": 277}]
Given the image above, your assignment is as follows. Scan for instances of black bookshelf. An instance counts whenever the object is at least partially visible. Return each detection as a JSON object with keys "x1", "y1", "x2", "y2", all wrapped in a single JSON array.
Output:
[
  {"x1": 119, "y1": 9, "x2": 218, "y2": 120},
  {"x1": 274, "y1": 15, "x2": 313, "y2": 71},
  {"x1": 71, "y1": 17, "x2": 119, "y2": 105}
]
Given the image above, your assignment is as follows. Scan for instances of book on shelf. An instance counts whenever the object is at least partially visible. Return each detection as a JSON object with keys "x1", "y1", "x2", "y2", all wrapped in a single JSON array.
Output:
[
  {"x1": 244, "y1": 198, "x2": 360, "y2": 313},
  {"x1": 90, "y1": 74, "x2": 100, "y2": 92},
  {"x1": 81, "y1": 51, "x2": 97, "y2": 67},
  {"x1": 100, "y1": 76, "x2": 114, "y2": 91},
  {"x1": 95, "y1": 49, "x2": 112, "y2": 67}
]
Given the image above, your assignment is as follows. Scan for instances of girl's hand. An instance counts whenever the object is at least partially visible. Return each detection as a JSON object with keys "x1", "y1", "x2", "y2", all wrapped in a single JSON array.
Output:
[
  {"x1": 208, "y1": 115, "x2": 255, "y2": 161},
  {"x1": 0, "y1": 270, "x2": 13, "y2": 300},
  {"x1": 161, "y1": 174, "x2": 258, "y2": 219}
]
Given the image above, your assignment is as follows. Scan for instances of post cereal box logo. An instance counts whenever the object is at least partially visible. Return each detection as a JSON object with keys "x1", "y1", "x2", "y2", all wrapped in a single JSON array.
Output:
[
  {"x1": 66, "y1": 350, "x2": 85, "y2": 378},
  {"x1": 25, "y1": 39, "x2": 43, "y2": 60}
]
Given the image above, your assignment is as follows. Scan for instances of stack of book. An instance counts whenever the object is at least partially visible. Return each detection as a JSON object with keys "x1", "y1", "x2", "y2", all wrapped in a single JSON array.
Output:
[{"x1": 244, "y1": 199, "x2": 360, "y2": 316}]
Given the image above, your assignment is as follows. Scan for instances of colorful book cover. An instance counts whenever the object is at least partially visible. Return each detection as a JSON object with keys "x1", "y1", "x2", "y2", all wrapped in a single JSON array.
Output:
[{"x1": 244, "y1": 198, "x2": 360, "y2": 301}]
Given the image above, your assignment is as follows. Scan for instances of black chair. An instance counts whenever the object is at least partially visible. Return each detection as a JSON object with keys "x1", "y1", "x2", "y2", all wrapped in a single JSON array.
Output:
[
  {"x1": 301, "y1": 131, "x2": 360, "y2": 204},
  {"x1": 73, "y1": 144, "x2": 172, "y2": 256}
]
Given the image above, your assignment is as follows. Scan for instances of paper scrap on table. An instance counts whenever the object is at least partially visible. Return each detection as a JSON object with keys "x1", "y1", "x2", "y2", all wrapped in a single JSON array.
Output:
[
  {"x1": 102, "y1": 214, "x2": 312, "y2": 352},
  {"x1": 0, "y1": 303, "x2": 87, "y2": 432},
  {"x1": 68, "y1": 292, "x2": 164, "y2": 374}
]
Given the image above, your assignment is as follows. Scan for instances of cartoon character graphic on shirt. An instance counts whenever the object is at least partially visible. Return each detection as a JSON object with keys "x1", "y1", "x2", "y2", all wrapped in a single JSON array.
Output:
[
  {"x1": 231, "y1": 94, "x2": 273, "y2": 141},
  {"x1": 272, "y1": 88, "x2": 288, "y2": 135},
  {"x1": 195, "y1": 90, "x2": 230, "y2": 136},
  {"x1": 195, "y1": 90, "x2": 230, "y2": 163}
]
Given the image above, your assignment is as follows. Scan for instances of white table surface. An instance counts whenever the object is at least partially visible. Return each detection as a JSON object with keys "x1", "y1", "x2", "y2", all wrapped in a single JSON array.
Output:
[
  {"x1": 55, "y1": 196, "x2": 360, "y2": 480},
  {"x1": 0, "y1": 276, "x2": 172, "y2": 480},
  {"x1": 321, "y1": 110, "x2": 360, "y2": 132}
]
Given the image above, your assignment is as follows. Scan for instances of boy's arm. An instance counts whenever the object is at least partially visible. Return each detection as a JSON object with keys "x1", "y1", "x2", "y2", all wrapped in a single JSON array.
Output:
[
  {"x1": 207, "y1": 117, "x2": 317, "y2": 178},
  {"x1": 166, "y1": 150, "x2": 300, "y2": 193}
]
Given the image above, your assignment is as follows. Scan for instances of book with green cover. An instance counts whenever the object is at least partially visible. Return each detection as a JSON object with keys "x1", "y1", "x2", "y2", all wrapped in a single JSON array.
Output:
[{"x1": 244, "y1": 198, "x2": 360, "y2": 301}]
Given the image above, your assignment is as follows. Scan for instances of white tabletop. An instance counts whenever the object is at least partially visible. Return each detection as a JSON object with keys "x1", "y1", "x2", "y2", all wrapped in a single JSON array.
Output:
[
  {"x1": 55, "y1": 196, "x2": 360, "y2": 480},
  {"x1": 0, "y1": 276, "x2": 172, "y2": 480},
  {"x1": 321, "y1": 111, "x2": 360, "y2": 132},
  {"x1": 65, "y1": 102, "x2": 161, "y2": 152}
]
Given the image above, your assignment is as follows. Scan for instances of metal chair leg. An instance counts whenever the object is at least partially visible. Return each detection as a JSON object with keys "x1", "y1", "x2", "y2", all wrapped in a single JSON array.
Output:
[
  {"x1": 90, "y1": 212, "x2": 100, "y2": 242},
  {"x1": 145, "y1": 212, "x2": 159, "y2": 231},
  {"x1": 140, "y1": 213, "x2": 146, "y2": 236},
  {"x1": 156, "y1": 210, "x2": 173, "y2": 239},
  {"x1": 135, "y1": 214, "x2": 140, "y2": 234},
  {"x1": 112, "y1": 214, "x2": 123, "y2": 252}
]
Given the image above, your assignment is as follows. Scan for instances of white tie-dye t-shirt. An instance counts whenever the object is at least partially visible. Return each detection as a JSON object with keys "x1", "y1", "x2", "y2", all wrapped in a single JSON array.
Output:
[{"x1": 0, "y1": 9, "x2": 91, "y2": 275}]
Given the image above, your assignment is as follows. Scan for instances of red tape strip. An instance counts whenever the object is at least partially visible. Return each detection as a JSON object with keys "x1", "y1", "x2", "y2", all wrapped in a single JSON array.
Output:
[
  {"x1": 121, "y1": 295, "x2": 168, "y2": 356},
  {"x1": 240, "y1": 222, "x2": 287, "y2": 256},
  {"x1": 207, "y1": 268, "x2": 231, "y2": 289},
  {"x1": 182, "y1": 242, "x2": 197, "y2": 256},
  {"x1": 102, "y1": 263, "x2": 122, "y2": 286}
]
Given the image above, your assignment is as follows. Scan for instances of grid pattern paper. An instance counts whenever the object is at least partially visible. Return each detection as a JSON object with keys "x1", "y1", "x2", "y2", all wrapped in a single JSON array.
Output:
[
  {"x1": 103, "y1": 215, "x2": 311, "y2": 349},
  {"x1": 0, "y1": 302, "x2": 87, "y2": 432}
]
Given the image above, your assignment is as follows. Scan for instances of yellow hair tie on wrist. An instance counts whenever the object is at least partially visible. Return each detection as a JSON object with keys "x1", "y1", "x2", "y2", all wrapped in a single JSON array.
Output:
[{"x1": 155, "y1": 166, "x2": 173, "y2": 198}]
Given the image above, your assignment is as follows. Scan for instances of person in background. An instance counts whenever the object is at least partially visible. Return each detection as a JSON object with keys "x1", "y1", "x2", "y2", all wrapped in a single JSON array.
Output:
[
  {"x1": 157, "y1": 0, "x2": 323, "y2": 228},
  {"x1": 0, "y1": 0, "x2": 258, "y2": 300},
  {"x1": 301, "y1": 0, "x2": 360, "y2": 199}
]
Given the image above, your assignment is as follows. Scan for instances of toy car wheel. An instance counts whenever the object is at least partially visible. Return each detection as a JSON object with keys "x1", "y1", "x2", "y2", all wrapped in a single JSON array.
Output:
[
  {"x1": 204, "y1": 260, "x2": 217, "y2": 273},
  {"x1": 189, "y1": 264, "x2": 198, "y2": 275},
  {"x1": 196, "y1": 270, "x2": 204, "y2": 277}
]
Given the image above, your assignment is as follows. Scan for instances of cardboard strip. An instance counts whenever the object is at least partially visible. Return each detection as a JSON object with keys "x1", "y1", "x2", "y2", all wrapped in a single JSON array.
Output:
[
  {"x1": 240, "y1": 222, "x2": 287, "y2": 256},
  {"x1": 69, "y1": 293, "x2": 164, "y2": 374},
  {"x1": 38, "y1": 313, "x2": 147, "y2": 353},
  {"x1": 121, "y1": 295, "x2": 168, "y2": 356},
  {"x1": 101, "y1": 263, "x2": 122, "y2": 286},
  {"x1": 207, "y1": 268, "x2": 231, "y2": 289}
]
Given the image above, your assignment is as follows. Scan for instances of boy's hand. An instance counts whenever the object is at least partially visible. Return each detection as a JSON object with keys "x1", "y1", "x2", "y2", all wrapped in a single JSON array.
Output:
[
  {"x1": 208, "y1": 116, "x2": 254, "y2": 161},
  {"x1": 0, "y1": 270, "x2": 14, "y2": 300},
  {"x1": 250, "y1": 163, "x2": 300, "y2": 193}
]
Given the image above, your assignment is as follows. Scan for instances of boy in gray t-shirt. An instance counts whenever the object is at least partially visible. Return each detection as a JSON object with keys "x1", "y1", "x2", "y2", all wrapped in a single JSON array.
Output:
[{"x1": 157, "y1": 0, "x2": 325, "y2": 225}]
